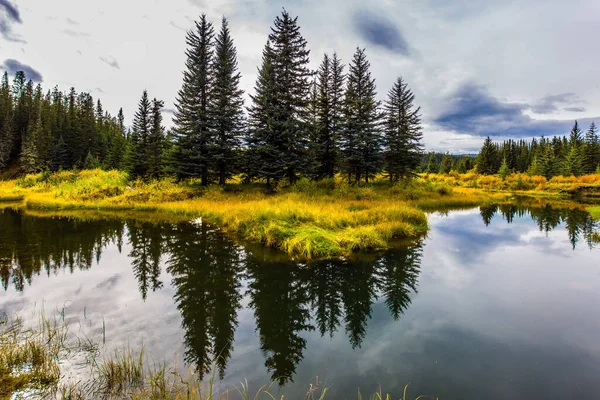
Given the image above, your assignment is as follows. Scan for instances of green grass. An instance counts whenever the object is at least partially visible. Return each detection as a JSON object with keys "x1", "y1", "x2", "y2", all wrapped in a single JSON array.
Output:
[
  {"x1": 587, "y1": 206, "x2": 600, "y2": 220},
  {"x1": 0, "y1": 312, "x2": 437, "y2": 400}
]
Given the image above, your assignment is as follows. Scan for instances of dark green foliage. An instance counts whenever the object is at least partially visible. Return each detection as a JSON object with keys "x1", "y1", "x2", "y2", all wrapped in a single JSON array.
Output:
[
  {"x1": 311, "y1": 53, "x2": 346, "y2": 179},
  {"x1": 475, "y1": 120, "x2": 599, "y2": 178},
  {"x1": 425, "y1": 153, "x2": 438, "y2": 173},
  {"x1": 498, "y1": 157, "x2": 509, "y2": 180},
  {"x1": 51, "y1": 136, "x2": 68, "y2": 171},
  {"x1": 0, "y1": 70, "x2": 126, "y2": 175},
  {"x1": 172, "y1": 14, "x2": 215, "y2": 185},
  {"x1": 126, "y1": 90, "x2": 151, "y2": 179},
  {"x1": 245, "y1": 41, "x2": 278, "y2": 185},
  {"x1": 341, "y1": 48, "x2": 382, "y2": 184},
  {"x1": 438, "y1": 153, "x2": 453, "y2": 174},
  {"x1": 266, "y1": 9, "x2": 313, "y2": 184},
  {"x1": 383, "y1": 77, "x2": 423, "y2": 181},
  {"x1": 147, "y1": 98, "x2": 165, "y2": 179},
  {"x1": 210, "y1": 17, "x2": 245, "y2": 185},
  {"x1": 476, "y1": 136, "x2": 499, "y2": 175},
  {"x1": 583, "y1": 122, "x2": 599, "y2": 174}
]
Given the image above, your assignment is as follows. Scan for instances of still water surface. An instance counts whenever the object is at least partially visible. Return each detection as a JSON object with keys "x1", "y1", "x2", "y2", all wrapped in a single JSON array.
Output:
[{"x1": 1, "y1": 204, "x2": 600, "y2": 399}]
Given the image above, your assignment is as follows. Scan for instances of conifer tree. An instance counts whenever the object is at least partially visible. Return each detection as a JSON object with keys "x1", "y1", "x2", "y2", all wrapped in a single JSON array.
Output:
[
  {"x1": 126, "y1": 90, "x2": 152, "y2": 179},
  {"x1": 172, "y1": 14, "x2": 215, "y2": 184},
  {"x1": 439, "y1": 153, "x2": 453, "y2": 174},
  {"x1": 51, "y1": 135, "x2": 68, "y2": 171},
  {"x1": 383, "y1": 77, "x2": 423, "y2": 182},
  {"x1": 0, "y1": 72, "x2": 13, "y2": 169},
  {"x1": 583, "y1": 122, "x2": 599, "y2": 174},
  {"x1": 476, "y1": 137, "x2": 499, "y2": 175},
  {"x1": 425, "y1": 153, "x2": 437, "y2": 173},
  {"x1": 569, "y1": 120, "x2": 583, "y2": 148},
  {"x1": 498, "y1": 157, "x2": 509, "y2": 180},
  {"x1": 147, "y1": 98, "x2": 165, "y2": 179},
  {"x1": 341, "y1": 47, "x2": 382, "y2": 184},
  {"x1": 267, "y1": 9, "x2": 312, "y2": 184},
  {"x1": 210, "y1": 17, "x2": 244, "y2": 185},
  {"x1": 246, "y1": 41, "x2": 278, "y2": 185}
]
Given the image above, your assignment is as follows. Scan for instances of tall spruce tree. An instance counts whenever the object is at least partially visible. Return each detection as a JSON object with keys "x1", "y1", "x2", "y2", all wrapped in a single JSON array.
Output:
[
  {"x1": 311, "y1": 53, "x2": 345, "y2": 179},
  {"x1": 246, "y1": 41, "x2": 278, "y2": 185},
  {"x1": 341, "y1": 48, "x2": 382, "y2": 183},
  {"x1": 477, "y1": 136, "x2": 499, "y2": 175},
  {"x1": 127, "y1": 90, "x2": 152, "y2": 179},
  {"x1": 383, "y1": 77, "x2": 423, "y2": 182},
  {"x1": 147, "y1": 98, "x2": 165, "y2": 179},
  {"x1": 584, "y1": 122, "x2": 599, "y2": 174},
  {"x1": 0, "y1": 72, "x2": 13, "y2": 169},
  {"x1": 172, "y1": 14, "x2": 215, "y2": 185},
  {"x1": 210, "y1": 17, "x2": 245, "y2": 185},
  {"x1": 267, "y1": 9, "x2": 312, "y2": 184}
]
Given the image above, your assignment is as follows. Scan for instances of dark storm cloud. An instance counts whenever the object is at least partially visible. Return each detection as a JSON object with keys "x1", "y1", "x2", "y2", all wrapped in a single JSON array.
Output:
[
  {"x1": 434, "y1": 83, "x2": 599, "y2": 138},
  {"x1": 0, "y1": 0, "x2": 23, "y2": 42},
  {"x1": 1, "y1": 59, "x2": 43, "y2": 82},
  {"x1": 0, "y1": 0, "x2": 20, "y2": 23},
  {"x1": 100, "y1": 56, "x2": 120, "y2": 69},
  {"x1": 352, "y1": 10, "x2": 411, "y2": 55},
  {"x1": 531, "y1": 93, "x2": 581, "y2": 114}
]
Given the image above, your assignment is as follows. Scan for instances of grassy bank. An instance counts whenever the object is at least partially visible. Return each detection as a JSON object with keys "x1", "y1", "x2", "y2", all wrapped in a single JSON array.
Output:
[
  {"x1": 424, "y1": 172, "x2": 600, "y2": 196},
  {"x1": 0, "y1": 313, "x2": 435, "y2": 400},
  {"x1": 0, "y1": 170, "x2": 506, "y2": 259}
]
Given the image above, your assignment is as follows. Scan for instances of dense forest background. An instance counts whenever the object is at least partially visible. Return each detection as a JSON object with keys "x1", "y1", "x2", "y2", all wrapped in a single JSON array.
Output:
[{"x1": 0, "y1": 10, "x2": 598, "y2": 184}]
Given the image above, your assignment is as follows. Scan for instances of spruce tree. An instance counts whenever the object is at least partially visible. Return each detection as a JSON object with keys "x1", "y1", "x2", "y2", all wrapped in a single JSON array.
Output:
[
  {"x1": 425, "y1": 153, "x2": 437, "y2": 173},
  {"x1": 210, "y1": 17, "x2": 245, "y2": 185},
  {"x1": 439, "y1": 153, "x2": 453, "y2": 174},
  {"x1": 0, "y1": 72, "x2": 13, "y2": 169},
  {"x1": 246, "y1": 41, "x2": 278, "y2": 185},
  {"x1": 569, "y1": 120, "x2": 583, "y2": 148},
  {"x1": 477, "y1": 137, "x2": 499, "y2": 175},
  {"x1": 172, "y1": 14, "x2": 215, "y2": 185},
  {"x1": 498, "y1": 157, "x2": 509, "y2": 180},
  {"x1": 383, "y1": 77, "x2": 423, "y2": 182},
  {"x1": 147, "y1": 98, "x2": 165, "y2": 179},
  {"x1": 341, "y1": 47, "x2": 382, "y2": 184},
  {"x1": 267, "y1": 9, "x2": 313, "y2": 184},
  {"x1": 126, "y1": 90, "x2": 152, "y2": 179},
  {"x1": 583, "y1": 122, "x2": 599, "y2": 174},
  {"x1": 51, "y1": 136, "x2": 68, "y2": 171}
]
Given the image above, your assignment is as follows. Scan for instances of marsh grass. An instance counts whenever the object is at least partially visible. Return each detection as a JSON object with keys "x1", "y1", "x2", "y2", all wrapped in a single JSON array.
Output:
[
  {"x1": 0, "y1": 170, "x2": 476, "y2": 259},
  {"x1": 0, "y1": 313, "x2": 436, "y2": 400},
  {"x1": 424, "y1": 172, "x2": 600, "y2": 194}
]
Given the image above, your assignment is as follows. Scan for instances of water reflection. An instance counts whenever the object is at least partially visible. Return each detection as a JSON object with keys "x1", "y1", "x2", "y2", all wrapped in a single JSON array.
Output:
[
  {"x1": 0, "y1": 203, "x2": 598, "y2": 386},
  {"x1": 478, "y1": 204, "x2": 598, "y2": 249}
]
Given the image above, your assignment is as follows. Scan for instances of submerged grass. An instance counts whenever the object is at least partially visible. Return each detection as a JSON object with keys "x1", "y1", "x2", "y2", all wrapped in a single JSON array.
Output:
[
  {"x1": 0, "y1": 312, "x2": 437, "y2": 400},
  {"x1": 0, "y1": 169, "x2": 496, "y2": 259}
]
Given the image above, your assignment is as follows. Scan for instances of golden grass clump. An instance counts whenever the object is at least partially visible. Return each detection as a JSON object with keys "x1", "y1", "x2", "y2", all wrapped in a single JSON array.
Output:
[{"x1": 0, "y1": 170, "x2": 454, "y2": 259}]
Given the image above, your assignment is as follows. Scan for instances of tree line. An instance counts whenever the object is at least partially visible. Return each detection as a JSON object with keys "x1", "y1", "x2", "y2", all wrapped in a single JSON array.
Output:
[
  {"x1": 0, "y1": 10, "x2": 424, "y2": 185},
  {"x1": 474, "y1": 121, "x2": 600, "y2": 177}
]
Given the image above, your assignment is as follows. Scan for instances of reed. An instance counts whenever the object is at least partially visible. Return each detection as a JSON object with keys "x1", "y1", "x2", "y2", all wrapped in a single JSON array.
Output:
[{"x1": 0, "y1": 312, "x2": 437, "y2": 400}]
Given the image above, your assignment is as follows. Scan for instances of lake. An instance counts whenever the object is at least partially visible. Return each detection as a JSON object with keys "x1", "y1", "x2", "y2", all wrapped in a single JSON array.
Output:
[{"x1": 1, "y1": 203, "x2": 600, "y2": 399}]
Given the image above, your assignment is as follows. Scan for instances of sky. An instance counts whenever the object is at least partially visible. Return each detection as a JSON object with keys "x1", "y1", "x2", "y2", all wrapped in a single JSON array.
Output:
[{"x1": 1, "y1": 0, "x2": 599, "y2": 153}]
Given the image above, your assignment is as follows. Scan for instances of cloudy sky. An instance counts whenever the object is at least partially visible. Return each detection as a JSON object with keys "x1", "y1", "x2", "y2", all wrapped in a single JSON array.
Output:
[{"x1": 1, "y1": 0, "x2": 599, "y2": 153}]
